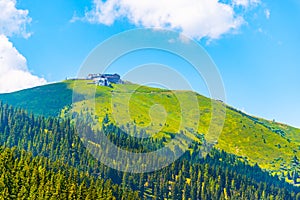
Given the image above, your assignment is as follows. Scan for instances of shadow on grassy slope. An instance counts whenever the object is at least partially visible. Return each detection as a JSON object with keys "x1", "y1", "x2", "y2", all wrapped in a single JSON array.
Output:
[{"x1": 0, "y1": 82, "x2": 82, "y2": 117}]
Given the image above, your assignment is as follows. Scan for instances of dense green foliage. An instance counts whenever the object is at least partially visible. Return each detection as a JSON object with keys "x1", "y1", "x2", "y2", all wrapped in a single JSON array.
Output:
[
  {"x1": 0, "y1": 147, "x2": 139, "y2": 199},
  {"x1": 0, "y1": 102, "x2": 299, "y2": 199}
]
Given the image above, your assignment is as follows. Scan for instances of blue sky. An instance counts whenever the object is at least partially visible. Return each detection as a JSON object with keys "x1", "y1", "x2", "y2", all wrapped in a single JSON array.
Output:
[{"x1": 0, "y1": 0, "x2": 300, "y2": 127}]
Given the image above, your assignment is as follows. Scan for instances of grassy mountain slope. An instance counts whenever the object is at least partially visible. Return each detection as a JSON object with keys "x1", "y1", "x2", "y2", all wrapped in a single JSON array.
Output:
[
  {"x1": 1, "y1": 80, "x2": 299, "y2": 182},
  {"x1": 0, "y1": 82, "x2": 75, "y2": 117}
]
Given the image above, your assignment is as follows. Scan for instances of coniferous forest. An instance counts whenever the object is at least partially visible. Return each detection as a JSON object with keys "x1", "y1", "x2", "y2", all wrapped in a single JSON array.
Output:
[{"x1": 0, "y1": 102, "x2": 300, "y2": 199}]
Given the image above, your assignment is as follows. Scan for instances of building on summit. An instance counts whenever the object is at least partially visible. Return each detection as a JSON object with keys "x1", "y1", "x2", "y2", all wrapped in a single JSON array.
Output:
[{"x1": 87, "y1": 73, "x2": 121, "y2": 86}]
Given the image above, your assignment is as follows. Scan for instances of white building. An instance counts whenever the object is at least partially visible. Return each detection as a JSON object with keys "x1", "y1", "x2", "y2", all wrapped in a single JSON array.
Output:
[{"x1": 97, "y1": 77, "x2": 110, "y2": 86}]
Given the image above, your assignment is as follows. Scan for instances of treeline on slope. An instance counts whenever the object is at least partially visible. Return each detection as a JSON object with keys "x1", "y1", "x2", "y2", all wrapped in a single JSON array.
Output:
[
  {"x1": 0, "y1": 102, "x2": 300, "y2": 199},
  {"x1": 0, "y1": 147, "x2": 139, "y2": 199},
  {"x1": 84, "y1": 121, "x2": 300, "y2": 199}
]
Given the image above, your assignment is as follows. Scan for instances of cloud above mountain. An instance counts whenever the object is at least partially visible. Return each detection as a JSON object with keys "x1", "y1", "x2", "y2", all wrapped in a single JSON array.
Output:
[
  {"x1": 0, "y1": 0, "x2": 46, "y2": 93},
  {"x1": 0, "y1": 35, "x2": 46, "y2": 93},
  {"x1": 0, "y1": 0, "x2": 31, "y2": 37},
  {"x1": 82, "y1": 0, "x2": 261, "y2": 40}
]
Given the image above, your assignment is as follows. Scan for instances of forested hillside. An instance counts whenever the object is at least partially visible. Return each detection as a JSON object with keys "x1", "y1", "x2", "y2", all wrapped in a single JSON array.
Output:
[
  {"x1": 0, "y1": 102, "x2": 299, "y2": 199},
  {"x1": 1, "y1": 80, "x2": 300, "y2": 180},
  {"x1": 0, "y1": 147, "x2": 139, "y2": 199}
]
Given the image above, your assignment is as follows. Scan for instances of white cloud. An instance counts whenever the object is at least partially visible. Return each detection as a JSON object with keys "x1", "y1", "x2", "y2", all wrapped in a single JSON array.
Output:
[
  {"x1": 83, "y1": 0, "x2": 247, "y2": 40},
  {"x1": 0, "y1": 0, "x2": 46, "y2": 93},
  {"x1": 232, "y1": 0, "x2": 260, "y2": 8},
  {"x1": 264, "y1": 9, "x2": 270, "y2": 19},
  {"x1": 0, "y1": 35, "x2": 46, "y2": 93},
  {"x1": 0, "y1": 0, "x2": 31, "y2": 38}
]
